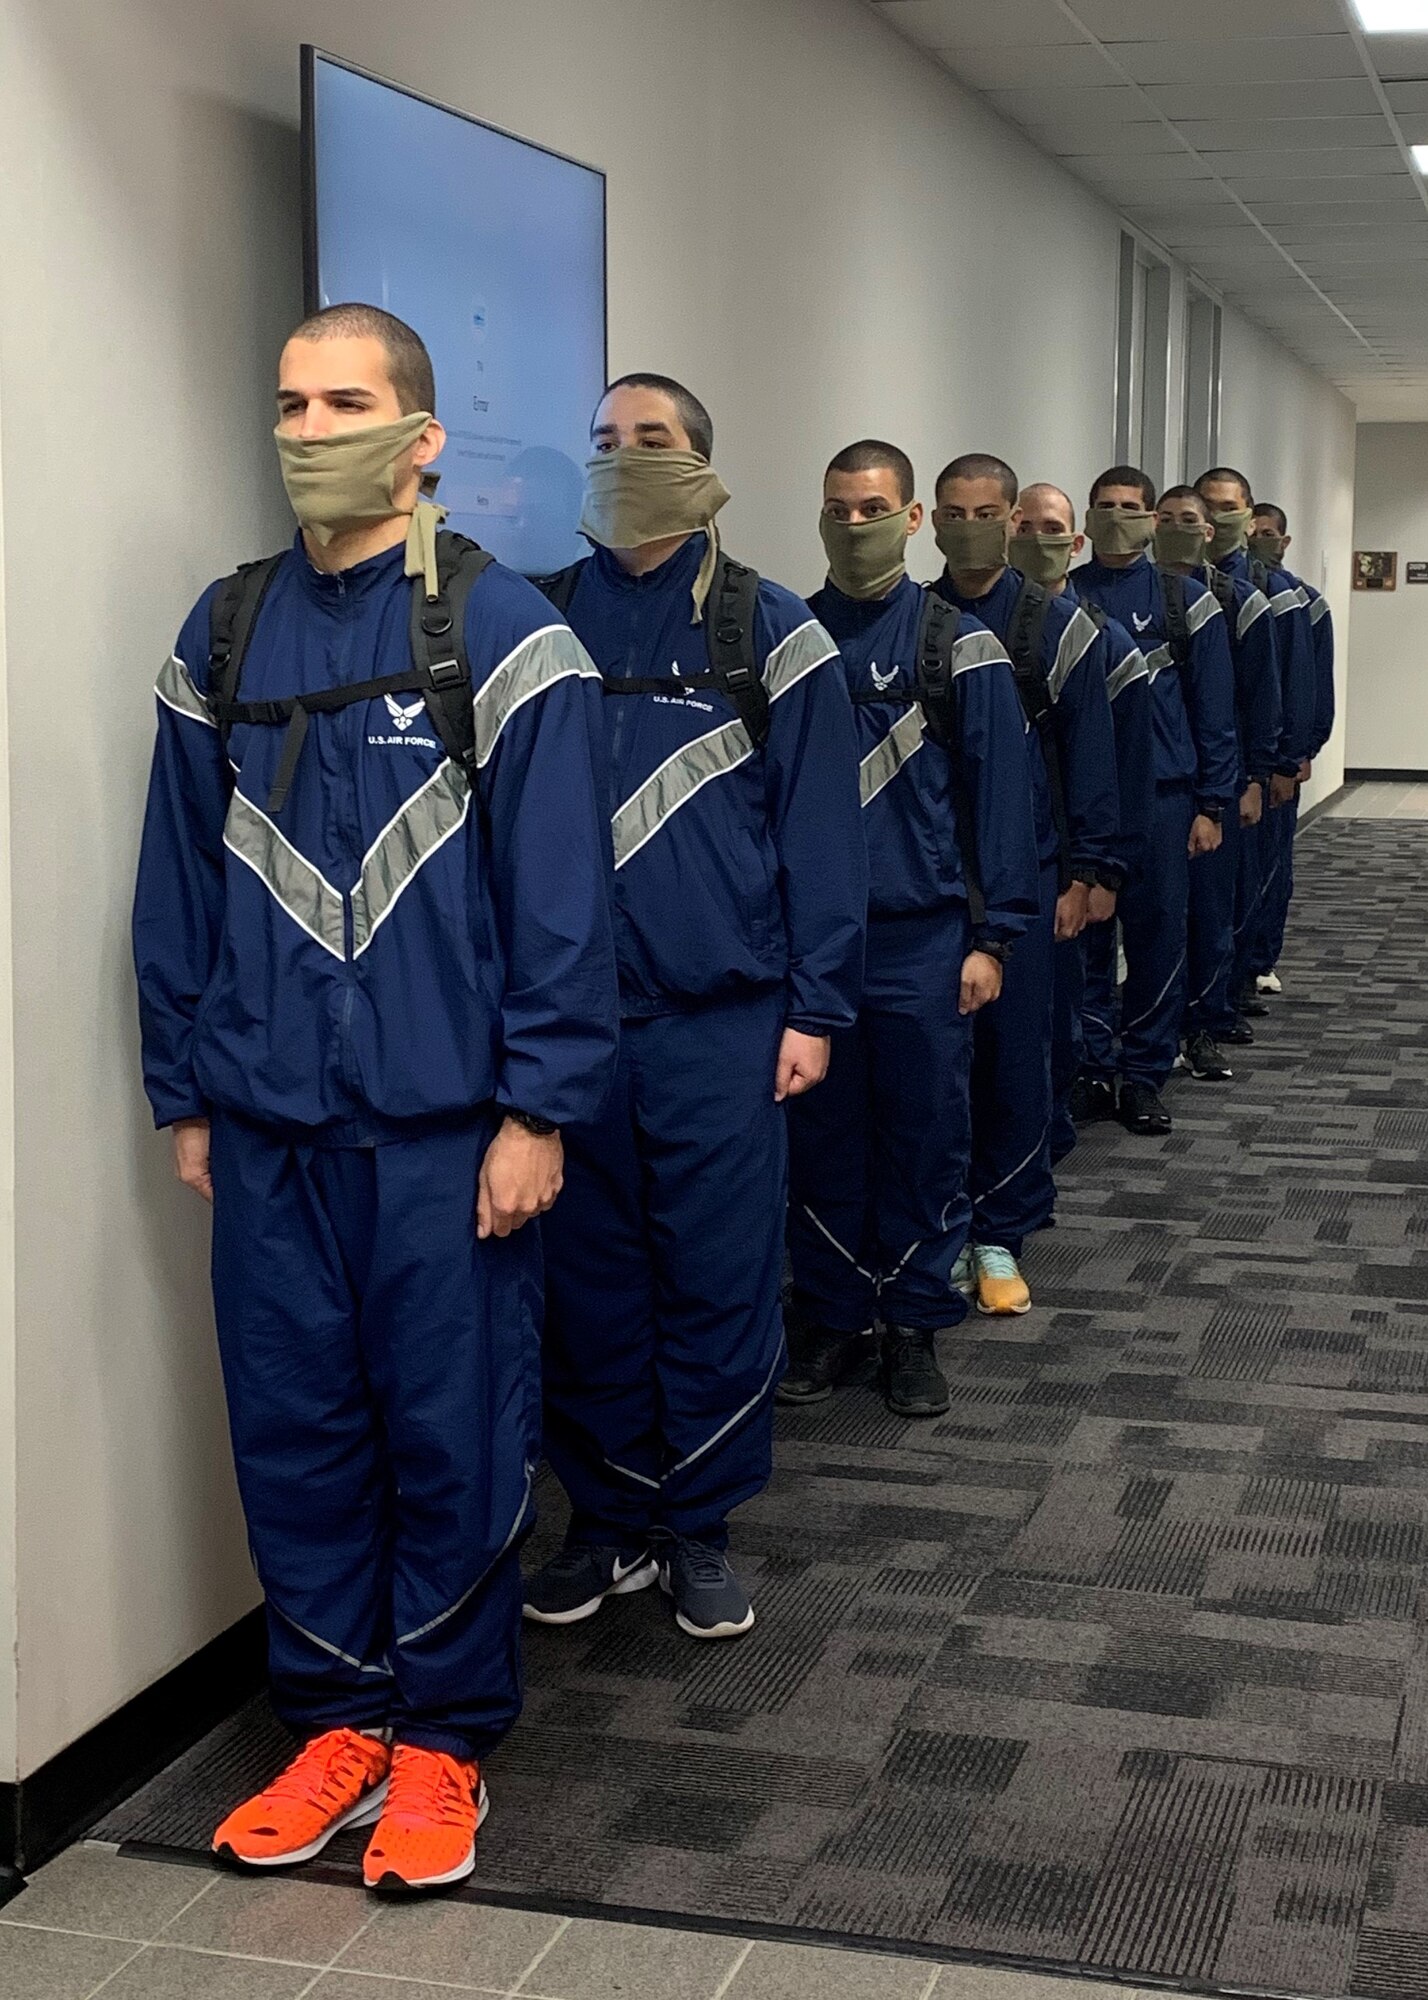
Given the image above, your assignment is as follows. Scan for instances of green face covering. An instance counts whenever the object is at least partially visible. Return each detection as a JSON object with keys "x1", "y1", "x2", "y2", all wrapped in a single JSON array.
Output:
[
  {"x1": 275, "y1": 411, "x2": 434, "y2": 546},
  {"x1": 1086, "y1": 508, "x2": 1155, "y2": 558},
  {"x1": 1013, "y1": 532, "x2": 1077, "y2": 588},
  {"x1": 578, "y1": 447, "x2": 730, "y2": 551},
  {"x1": 820, "y1": 508, "x2": 912, "y2": 600},
  {"x1": 1208, "y1": 507, "x2": 1253, "y2": 559},
  {"x1": 1154, "y1": 521, "x2": 1211, "y2": 568},
  {"x1": 934, "y1": 515, "x2": 1010, "y2": 575},
  {"x1": 1249, "y1": 528, "x2": 1288, "y2": 568}
]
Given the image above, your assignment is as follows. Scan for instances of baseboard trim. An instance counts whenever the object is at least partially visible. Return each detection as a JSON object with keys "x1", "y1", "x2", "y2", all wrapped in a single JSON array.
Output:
[
  {"x1": 0, "y1": 1606, "x2": 265, "y2": 1879},
  {"x1": 1298, "y1": 783, "x2": 1350, "y2": 833},
  {"x1": 1344, "y1": 768, "x2": 1428, "y2": 783}
]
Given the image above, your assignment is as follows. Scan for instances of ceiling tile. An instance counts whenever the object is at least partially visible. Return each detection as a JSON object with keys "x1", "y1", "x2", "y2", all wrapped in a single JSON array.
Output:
[
  {"x1": 1143, "y1": 80, "x2": 1383, "y2": 118},
  {"x1": 1072, "y1": 0, "x2": 1343, "y2": 38},
  {"x1": 1020, "y1": 118, "x2": 1185, "y2": 154},
  {"x1": 868, "y1": 0, "x2": 1075, "y2": 49},
  {"x1": 1248, "y1": 194, "x2": 1426, "y2": 224},
  {"x1": 1202, "y1": 149, "x2": 1408, "y2": 178},
  {"x1": 1173, "y1": 117, "x2": 1397, "y2": 151},
  {"x1": 1385, "y1": 81, "x2": 1428, "y2": 114},
  {"x1": 1366, "y1": 34, "x2": 1428, "y2": 81},
  {"x1": 985, "y1": 84, "x2": 1164, "y2": 124},
  {"x1": 1227, "y1": 175, "x2": 1422, "y2": 203},
  {"x1": 1111, "y1": 35, "x2": 1362, "y2": 85},
  {"x1": 1055, "y1": 151, "x2": 1215, "y2": 179},
  {"x1": 939, "y1": 45, "x2": 1123, "y2": 88}
]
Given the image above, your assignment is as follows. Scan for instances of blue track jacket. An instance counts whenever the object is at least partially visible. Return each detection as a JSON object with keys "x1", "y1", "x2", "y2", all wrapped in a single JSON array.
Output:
[
  {"x1": 1203, "y1": 566, "x2": 1281, "y2": 789},
  {"x1": 933, "y1": 567, "x2": 1120, "y2": 883},
  {"x1": 134, "y1": 536, "x2": 621, "y2": 1141},
  {"x1": 561, "y1": 535, "x2": 866, "y2": 1030},
  {"x1": 1218, "y1": 549, "x2": 1315, "y2": 775},
  {"x1": 809, "y1": 575, "x2": 1038, "y2": 947},
  {"x1": 1074, "y1": 599, "x2": 1153, "y2": 887},
  {"x1": 1074, "y1": 554, "x2": 1239, "y2": 812},
  {"x1": 1295, "y1": 579, "x2": 1335, "y2": 758}
]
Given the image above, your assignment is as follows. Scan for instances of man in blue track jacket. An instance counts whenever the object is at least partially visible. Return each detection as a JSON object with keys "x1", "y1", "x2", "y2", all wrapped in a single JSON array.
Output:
[
  {"x1": 1197, "y1": 470, "x2": 1316, "y2": 1029},
  {"x1": 780, "y1": 440, "x2": 1038, "y2": 1414},
  {"x1": 932, "y1": 455, "x2": 1120, "y2": 1313},
  {"x1": 1246, "y1": 500, "x2": 1335, "y2": 999},
  {"x1": 1152, "y1": 486, "x2": 1280, "y2": 1084},
  {"x1": 132, "y1": 306, "x2": 620, "y2": 1893},
  {"x1": 1074, "y1": 465, "x2": 1239, "y2": 1136},
  {"x1": 527, "y1": 375, "x2": 866, "y2": 1643},
  {"x1": 1012, "y1": 484, "x2": 1153, "y2": 1170}
]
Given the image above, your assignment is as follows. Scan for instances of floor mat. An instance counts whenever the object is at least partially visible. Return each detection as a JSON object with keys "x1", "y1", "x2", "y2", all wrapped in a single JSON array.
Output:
[{"x1": 96, "y1": 819, "x2": 1428, "y2": 1997}]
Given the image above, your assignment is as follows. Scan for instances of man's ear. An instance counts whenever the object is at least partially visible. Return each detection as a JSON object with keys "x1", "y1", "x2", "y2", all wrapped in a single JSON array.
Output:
[
  {"x1": 907, "y1": 501, "x2": 925, "y2": 536},
  {"x1": 1073, "y1": 531, "x2": 1086, "y2": 557},
  {"x1": 414, "y1": 417, "x2": 446, "y2": 469},
  {"x1": 1009, "y1": 506, "x2": 1024, "y2": 530}
]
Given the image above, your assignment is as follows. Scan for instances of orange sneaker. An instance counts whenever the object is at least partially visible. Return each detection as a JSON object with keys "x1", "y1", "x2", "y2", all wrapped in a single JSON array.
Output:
[
  {"x1": 362, "y1": 1744, "x2": 489, "y2": 1895},
  {"x1": 212, "y1": 1727, "x2": 390, "y2": 1868}
]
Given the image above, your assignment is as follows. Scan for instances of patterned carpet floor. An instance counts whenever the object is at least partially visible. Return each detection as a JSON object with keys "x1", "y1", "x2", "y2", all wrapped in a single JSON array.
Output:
[{"x1": 98, "y1": 817, "x2": 1428, "y2": 1998}]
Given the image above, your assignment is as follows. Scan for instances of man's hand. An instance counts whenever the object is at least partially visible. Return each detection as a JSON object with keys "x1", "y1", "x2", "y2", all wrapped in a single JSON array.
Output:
[
  {"x1": 960, "y1": 950, "x2": 1003, "y2": 1015},
  {"x1": 1240, "y1": 780, "x2": 1263, "y2": 829},
  {"x1": 1269, "y1": 772, "x2": 1297, "y2": 809},
  {"x1": 1054, "y1": 880, "x2": 1091, "y2": 942},
  {"x1": 172, "y1": 1117, "x2": 213, "y2": 1202},
  {"x1": 1188, "y1": 814, "x2": 1223, "y2": 858},
  {"x1": 477, "y1": 1119, "x2": 564, "y2": 1239},
  {"x1": 1297, "y1": 758, "x2": 1312, "y2": 784},
  {"x1": 775, "y1": 1028, "x2": 830, "y2": 1103},
  {"x1": 1087, "y1": 884, "x2": 1118, "y2": 925}
]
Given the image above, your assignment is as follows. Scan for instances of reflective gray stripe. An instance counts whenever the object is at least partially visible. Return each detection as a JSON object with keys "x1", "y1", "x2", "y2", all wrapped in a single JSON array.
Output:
[
  {"x1": 1309, "y1": 592, "x2": 1330, "y2": 626},
  {"x1": 396, "y1": 1462, "x2": 534, "y2": 1646},
  {"x1": 155, "y1": 653, "x2": 215, "y2": 727},
  {"x1": 1186, "y1": 591, "x2": 1221, "y2": 635},
  {"x1": 612, "y1": 718, "x2": 753, "y2": 870},
  {"x1": 473, "y1": 624, "x2": 601, "y2": 768},
  {"x1": 950, "y1": 627, "x2": 1013, "y2": 675},
  {"x1": 666, "y1": 1342, "x2": 786, "y2": 1477},
  {"x1": 224, "y1": 790, "x2": 346, "y2": 960},
  {"x1": 1144, "y1": 643, "x2": 1173, "y2": 682},
  {"x1": 1107, "y1": 649, "x2": 1149, "y2": 702},
  {"x1": 1238, "y1": 589, "x2": 1272, "y2": 640},
  {"x1": 273, "y1": 1605, "x2": 392, "y2": 1677},
  {"x1": 860, "y1": 706, "x2": 925, "y2": 807},
  {"x1": 351, "y1": 759, "x2": 471, "y2": 958},
  {"x1": 763, "y1": 618, "x2": 838, "y2": 701},
  {"x1": 1270, "y1": 589, "x2": 1300, "y2": 617},
  {"x1": 1047, "y1": 606, "x2": 1100, "y2": 703},
  {"x1": 1294, "y1": 586, "x2": 1311, "y2": 608}
]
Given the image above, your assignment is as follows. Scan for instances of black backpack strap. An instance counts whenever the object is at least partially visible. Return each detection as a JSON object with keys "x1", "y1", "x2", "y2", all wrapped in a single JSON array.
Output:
[
  {"x1": 1078, "y1": 596, "x2": 1108, "y2": 634},
  {"x1": 915, "y1": 592, "x2": 986, "y2": 931},
  {"x1": 532, "y1": 559, "x2": 588, "y2": 617},
  {"x1": 208, "y1": 553, "x2": 286, "y2": 747},
  {"x1": 705, "y1": 554, "x2": 768, "y2": 749},
  {"x1": 1158, "y1": 566, "x2": 1192, "y2": 673},
  {"x1": 1009, "y1": 579, "x2": 1072, "y2": 890},
  {"x1": 1205, "y1": 565, "x2": 1237, "y2": 618},
  {"x1": 410, "y1": 530, "x2": 495, "y2": 786},
  {"x1": 1248, "y1": 556, "x2": 1270, "y2": 595}
]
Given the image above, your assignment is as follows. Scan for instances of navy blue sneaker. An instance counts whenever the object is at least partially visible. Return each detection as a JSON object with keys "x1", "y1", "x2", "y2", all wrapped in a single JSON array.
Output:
[
  {"x1": 658, "y1": 1540, "x2": 755, "y2": 1640},
  {"x1": 522, "y1": 1545, "x2": 657, "y2": 1626}
]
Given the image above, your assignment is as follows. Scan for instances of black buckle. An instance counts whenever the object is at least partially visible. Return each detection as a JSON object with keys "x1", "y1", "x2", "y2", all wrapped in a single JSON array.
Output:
[{"x1": 428, "y1": 657, "x2": 463, "y2": 688}]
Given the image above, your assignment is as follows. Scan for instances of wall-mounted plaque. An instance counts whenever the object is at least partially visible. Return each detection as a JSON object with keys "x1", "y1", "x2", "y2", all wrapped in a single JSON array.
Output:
[{"x1": 1354, "y1": 550, "x2": 1397, "y2": 591}]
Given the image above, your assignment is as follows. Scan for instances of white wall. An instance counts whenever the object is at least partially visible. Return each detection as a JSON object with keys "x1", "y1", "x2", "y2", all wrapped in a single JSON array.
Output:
[
  {"x1": 0, "y1": 0, "x2": 1359, "y2": 1776},
  {"x1": 1348, "y1": 424, "x2": 1428, "y2": 776}
]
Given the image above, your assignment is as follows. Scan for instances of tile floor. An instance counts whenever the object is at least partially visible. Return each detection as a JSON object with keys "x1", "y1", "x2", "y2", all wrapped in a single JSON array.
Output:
[
  {"x1": 0, "y1": 1841, "x2": 1153, "y2": 2000},
  {"x1": 1321, "y1": 778, "x2": 1428, "y2": 818}
]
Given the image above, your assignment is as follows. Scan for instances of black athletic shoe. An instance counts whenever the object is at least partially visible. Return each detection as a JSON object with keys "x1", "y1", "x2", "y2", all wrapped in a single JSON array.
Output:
[
  {"x1": 881, "y1": 1324, "x2": 950, "y2": 1418},
  {"x1": 1184, "y1": 1031, "x2": 1233, "y2": 1082},
  {"x1": 522, "y1": 1544, "x2": 658, "y2": 1626},
  {"x1": 1119, "y1": 1079, "x2": 1172, "y2": 1135},
  {"x1": 658, "y1": 1540, "x2": 755, "y2": 1640},
  {"x1": 1235, "y1": 984, "x2": 1269, "y2": 1019},
  {"x1": 1222, "y1": 1017, "x2": 1255, "y2": 1047},
  {"x1": 776, "y1": 1322, "x2": 873, "y2": 1405},
  {"x1": 1069, "y1": 1075, "x2": 1117, "y2": 1124}
]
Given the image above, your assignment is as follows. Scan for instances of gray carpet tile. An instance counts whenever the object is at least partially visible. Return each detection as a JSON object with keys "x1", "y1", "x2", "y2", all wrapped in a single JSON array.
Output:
[{"x1": 95, "y1": 819, "x2": 1428, "y2": 1996}]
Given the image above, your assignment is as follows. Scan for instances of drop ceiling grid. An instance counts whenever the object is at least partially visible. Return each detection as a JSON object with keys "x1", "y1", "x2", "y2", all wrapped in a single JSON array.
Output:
[{"x1": 868, "y1": 0, "x2": 1428, "y2": 410}]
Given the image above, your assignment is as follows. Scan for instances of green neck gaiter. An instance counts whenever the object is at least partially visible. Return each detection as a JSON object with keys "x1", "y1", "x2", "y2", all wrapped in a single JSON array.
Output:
[
  {"x1": 1086, "y1": 509, "x2": 1155, "y2": 558},
  {"x1": 1154, "y1": 522, "x2": 1211, "y2": 568},
  {"x1": 579, "y1": 447, "x2": 730, "y2": 551},
  {"x1": 1014, "y1": 533, "x2": 1077, "y2": 588},
  {"x1": 1209, "y1": 507, "x2": 1253, "y2": 559},
  {"x1": 1249, "y1": 529, "x2": 1288, "y2": 568},
  {"x1": 275, "y1": 411, "x2": 434, "y2": 546},
  {"x1": 934, "y1": 515, "x2": 1010, "y2": 576},
  {"x1": 819, "y1": 509, "x2": 912, "y2": 600}
]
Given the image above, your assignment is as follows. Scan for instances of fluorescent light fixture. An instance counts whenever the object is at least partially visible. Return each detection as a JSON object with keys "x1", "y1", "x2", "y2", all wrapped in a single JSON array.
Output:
[
  {"x1": 1415, "y1": 145, "x2": 1428, "y2": 170},
  {"x1": 1351, "y1": 2, "x2": 1428, "y2": 29}
]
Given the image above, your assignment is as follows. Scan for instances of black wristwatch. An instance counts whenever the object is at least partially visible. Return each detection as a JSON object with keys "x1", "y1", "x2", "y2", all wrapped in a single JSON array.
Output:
[
  {"x1": 1198, "y1": 805, "x2": 1223, "y2": 824},
  {"x1": 505, "y1": 1107, "x2": 559, "y2": 1137},
  {"x1": 1071, "y1": 868, "x2": 1100, "y2": 888},
  {"x1": 1095, "y1": 867, "x2": 1124, "y2": 893},
  {"x1": 973, "y1": 938, "x2": 1013, "y2": 965}
]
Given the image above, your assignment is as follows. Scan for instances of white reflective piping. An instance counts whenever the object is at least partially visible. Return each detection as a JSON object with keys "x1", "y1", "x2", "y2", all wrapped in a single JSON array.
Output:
[
  {"x1": 800, "y1": 1203, "x2": 876, "y2": 1282},
  {"x1": 1144, "y1": 644, "x2": 1173, "y2": 682},
  {"x1": 1270, "y1": 589, "x2": 1300, "y2": 617},
  {"x1": 979, "y1": 1122, "x2": 1050, "y2": 1202},
  {"x1": 155, "y1": 653, "x2": 216, "y2": 727},
  {"x1": 603, "y1": 1456, "x2": 662, "y2": 1492},
  {"x1": 1294, "y1": 586, "x2": 1311, "y2": 609},
  {"x1": 881, "y1": 1235, "x2": 926, "y2": 1286},
  {"x1": 1107, "y1": 649, "x2": 1150, "y2": 702},
  {"x1": 860, "y1": 707, "x2": 925, "y2": 808},
  {"x1": 666, "y1": 1343, "x2": 786, "y2": 1477},
  {"x1": 1237, "y1": 590, "x2": 1271, "y2": 639},
  {"x1": 1121, "y1": 948, "x2": 1186, "y2": 1033},
  {"x1": 951, "y1": 629, "x2": 1015, "y2": 675},
  {"x1": 1185, "y1": 591, "x2": 1221, "y2": 635},
  {"x1": 1047, "y1": 607, "x2": 1100, "y2": 703},
  {"x1": 274, "y1": 1605, "x2": 392, "y2": 1677},
  {"x1": 396, "y1": 1463, "x2": 535, "y2": 1646},
  {"x1": 472, "y1": 624, "x2": 602, "y2": 768}
]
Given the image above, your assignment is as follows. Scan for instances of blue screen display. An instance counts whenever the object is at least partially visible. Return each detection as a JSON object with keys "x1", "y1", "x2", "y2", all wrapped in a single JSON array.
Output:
[{"x1": 309, "y1": 54, "x2": 605, "y2": 574}]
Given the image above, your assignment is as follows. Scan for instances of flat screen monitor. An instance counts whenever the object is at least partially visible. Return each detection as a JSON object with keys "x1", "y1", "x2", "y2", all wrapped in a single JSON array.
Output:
[{"x1": 302, "y1": 48, "x2": 606, "y2": 575}]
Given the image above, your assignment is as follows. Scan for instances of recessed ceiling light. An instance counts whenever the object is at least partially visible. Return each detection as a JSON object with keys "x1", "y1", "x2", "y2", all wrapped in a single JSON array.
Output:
[
  {"x1": 1351, "y1": 2, "x2": 1428, "y2": 29},
  {"x1": 1414, "y1": 145, "x2": 1428, "y2": 171}
]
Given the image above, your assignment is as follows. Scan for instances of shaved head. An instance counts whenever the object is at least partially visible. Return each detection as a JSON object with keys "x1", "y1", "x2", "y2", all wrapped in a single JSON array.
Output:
[{"x1": 1019, "y1": 482, "x2": 1075, "y2": 530}]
